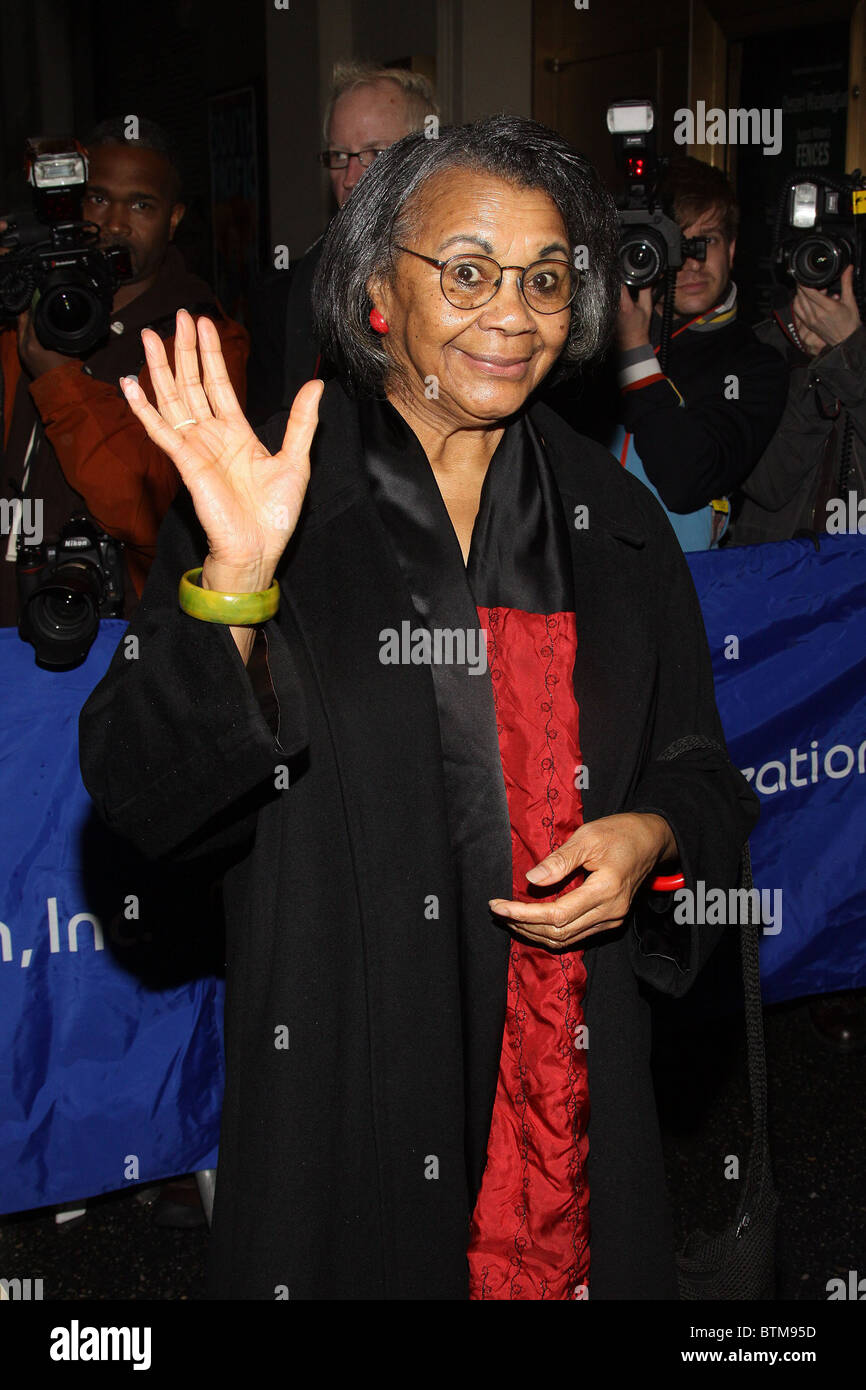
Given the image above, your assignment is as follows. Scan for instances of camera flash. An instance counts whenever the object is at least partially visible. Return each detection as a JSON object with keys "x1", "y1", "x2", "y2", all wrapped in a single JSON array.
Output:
[
  {"x1": 606, "y1": 102, "x2": 654, "y2": 136},
  {"x1": 791, "y1": 182, "x2": 818, "y2": 229},
  {"x1": 31, "y1": 155, "x2": 87, "y2": 190}
]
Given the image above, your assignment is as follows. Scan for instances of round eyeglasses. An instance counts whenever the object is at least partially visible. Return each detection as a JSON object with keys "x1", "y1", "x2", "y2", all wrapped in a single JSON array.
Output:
[
  {"x1": 319, "y1": 148, "x2": 384, "y2": 170},
  {"x1": 393, "y1": 244, "x2": 580, "y2": 314}
]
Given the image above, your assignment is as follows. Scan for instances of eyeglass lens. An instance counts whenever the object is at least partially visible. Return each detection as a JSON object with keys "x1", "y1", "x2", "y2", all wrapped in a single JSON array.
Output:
[
  {"x1": 441, "y1": 255, "x2": 576, "y2": 311},
  {"x1": 323, "y1": 149, "x2": 380, "y2": 169}
]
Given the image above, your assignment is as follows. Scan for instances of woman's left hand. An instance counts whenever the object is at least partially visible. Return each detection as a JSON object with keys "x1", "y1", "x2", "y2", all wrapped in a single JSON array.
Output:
[{"x1": 489, "y1": 812, "x2": 677, "y2": 950}]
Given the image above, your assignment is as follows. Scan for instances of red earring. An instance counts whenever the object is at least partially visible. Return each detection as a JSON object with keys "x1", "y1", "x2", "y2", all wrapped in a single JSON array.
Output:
[{"x1": 369, "y1": 308, "x2": 390, "y2": 334}]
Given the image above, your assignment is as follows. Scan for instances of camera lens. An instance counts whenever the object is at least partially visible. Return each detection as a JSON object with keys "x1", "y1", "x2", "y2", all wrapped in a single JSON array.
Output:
[
  {"x1": 619, "y1": 231, "x2": 664, "y2": 288},
  {"x1": 32, "y1": 265, "x2": 110, "y2": 355},
  {"x1": 39, "y1": 588, "x2": 94, "y2": 633},
  {"x1": 38, "y1": 280, "x2": 101, "y2": 345},
  {"x1": 44, "y1": 286, "x2": 95, "y2": 335},
  {"x1": 23, "y1": 560, "x2": 101, "y2": 669},
  {"x1": 792, "y1": 236, "x2": 847, "y2": 289}
]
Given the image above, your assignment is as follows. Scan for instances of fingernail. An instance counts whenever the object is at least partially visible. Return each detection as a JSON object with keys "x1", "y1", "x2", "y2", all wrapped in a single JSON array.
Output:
[{"x1": 525, "y1": 865, "x2": 550, "y2": 884}]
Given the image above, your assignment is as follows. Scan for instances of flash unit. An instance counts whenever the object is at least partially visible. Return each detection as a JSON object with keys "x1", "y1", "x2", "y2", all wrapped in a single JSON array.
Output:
[
  {"x1": 606, "y1": 101, "x2": 654, "y2": 136},
  {"x1": 30, "y1": 154, "x2": 88, "y2": 189},
  {"x1": 791, "y1": 182, "x2": 818, "y2": 229}
]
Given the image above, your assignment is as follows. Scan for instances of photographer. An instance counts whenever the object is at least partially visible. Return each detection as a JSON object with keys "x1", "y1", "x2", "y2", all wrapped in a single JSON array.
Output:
[
  {"x1": 0, "y1": 116, "x2": 249, "y2": 628},
  {"x1": 726, "y1": 264, "x2": 865, "y2": 543},
  {"x1": 611, "y1": 157, "x2": 788, "y2": 551}
]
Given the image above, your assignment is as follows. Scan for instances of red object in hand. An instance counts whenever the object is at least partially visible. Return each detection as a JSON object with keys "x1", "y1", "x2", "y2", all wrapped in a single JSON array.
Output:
[{"x1": 649, "y1": 872, "x2": 685, "y2": 892}]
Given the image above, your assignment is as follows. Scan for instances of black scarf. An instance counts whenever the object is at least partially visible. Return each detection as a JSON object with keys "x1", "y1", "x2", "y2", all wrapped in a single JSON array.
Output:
[{"x1": 359, "y1": 394, "x2": 575, "y2": 1196}]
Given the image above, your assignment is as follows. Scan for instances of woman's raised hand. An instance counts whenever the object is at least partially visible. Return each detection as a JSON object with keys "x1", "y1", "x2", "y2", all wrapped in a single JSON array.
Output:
[{"x1": 121, "y1": 309, "x2": 323, "y2": 593}]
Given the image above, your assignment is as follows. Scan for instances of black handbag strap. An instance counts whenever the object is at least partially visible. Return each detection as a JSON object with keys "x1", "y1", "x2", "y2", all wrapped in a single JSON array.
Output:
[{"x1": 657, "y1": 735, "x2": 771, "y2": 1214}]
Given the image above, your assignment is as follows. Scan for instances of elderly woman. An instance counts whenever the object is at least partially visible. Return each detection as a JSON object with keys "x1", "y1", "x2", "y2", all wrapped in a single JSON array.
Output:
[{"x1": 79, "y1": 115, "x2": 757, "y2": 1301}]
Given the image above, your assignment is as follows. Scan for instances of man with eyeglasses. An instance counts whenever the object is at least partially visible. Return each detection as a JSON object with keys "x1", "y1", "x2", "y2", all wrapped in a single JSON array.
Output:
[{"x1": 246, "y1": 61, "x2": 439, "y2": 423}]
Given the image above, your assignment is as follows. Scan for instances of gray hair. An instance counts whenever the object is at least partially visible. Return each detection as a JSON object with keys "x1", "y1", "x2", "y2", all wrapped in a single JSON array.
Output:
[
  {"x1": 312, "y1": 114, "x2": 620, "y2": 397},
  {"x1": 323, "y1": 61, "x2": 439, "y2": 143}
]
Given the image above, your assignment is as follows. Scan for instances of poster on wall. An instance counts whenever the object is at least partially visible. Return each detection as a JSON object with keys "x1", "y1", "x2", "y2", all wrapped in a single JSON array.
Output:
[
  {"x1": 734, "y1": 22, "x2": 849, "y2": 324},
  {"x1": 208, "y1": 84, "x2": 262, "y2": 328}
]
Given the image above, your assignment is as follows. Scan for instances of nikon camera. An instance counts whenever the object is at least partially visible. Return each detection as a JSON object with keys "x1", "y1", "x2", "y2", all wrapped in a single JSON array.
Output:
[
  {"x1": 17, "y1": 517, "x2": 124, "y2": 670},
  {"x1": 774, "y1": 170, "x2": 866, "y2": 305},
  {"x1": 0, "y1": 137, "x2": 132, "y2": 355}
]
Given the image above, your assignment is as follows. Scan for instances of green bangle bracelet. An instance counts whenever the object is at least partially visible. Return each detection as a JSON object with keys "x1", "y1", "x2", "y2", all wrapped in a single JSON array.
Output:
[{"x1": 178, "y1": 567, "x2": 280, "y2": 624}]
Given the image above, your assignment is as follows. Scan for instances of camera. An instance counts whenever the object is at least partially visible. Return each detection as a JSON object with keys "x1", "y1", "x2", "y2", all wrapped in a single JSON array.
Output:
[
  {"x1": 17, "y1": 515, "x2": 124, "y2": 670},
  {"x1": 0, "y1": 137, "x2": 132, "y2": 355},
  {"x1": 774, "y1": 170, "x2": 866, "y2": 299},
  {"x1": 606, "y1": 100, "x2": 707, "y2": 290}
]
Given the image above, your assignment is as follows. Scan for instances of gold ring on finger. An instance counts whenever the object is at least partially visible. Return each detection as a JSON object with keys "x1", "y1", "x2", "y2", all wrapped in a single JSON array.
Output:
[{"x1": 173, "y1": 418, "x2": 197, "y2": 430}]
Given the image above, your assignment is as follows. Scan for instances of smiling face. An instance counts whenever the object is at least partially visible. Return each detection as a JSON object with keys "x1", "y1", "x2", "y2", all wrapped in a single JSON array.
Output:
[
  {"x1": 670, "y1": 205, "x2": 735, "y2": 318},
  {"x1": 370, "y1": 169, "x2": 573, "y2": 428}
]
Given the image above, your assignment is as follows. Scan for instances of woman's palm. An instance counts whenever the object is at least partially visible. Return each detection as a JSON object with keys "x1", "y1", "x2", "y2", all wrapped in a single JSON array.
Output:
[{"x1": 121, "y1": 310, "x2": 322, "y2": 576}]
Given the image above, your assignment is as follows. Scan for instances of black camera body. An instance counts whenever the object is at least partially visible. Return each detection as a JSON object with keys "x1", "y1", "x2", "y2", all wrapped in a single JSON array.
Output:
[
  {"x1": 617, "y1": 208, "x2": 708, "y2": 291},
  {"x1": 0, "y1": 137, "x2": 132, "y2": 355},
  {"x1": 607, "y1": 100, "x2": 707, "y2": 290},
  {"x1": 775, "y1": 170, "x2": 866, "y2": 300},
  {"x1": 17, "y1": 516, "x2": 124, "y2": 670}
]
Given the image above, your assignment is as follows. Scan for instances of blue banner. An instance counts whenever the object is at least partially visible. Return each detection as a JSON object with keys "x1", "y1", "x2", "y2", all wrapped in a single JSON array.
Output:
[
  {"x1": 0, "y1": 621, "x2": 223, "y2": 1216},
  {"x1": 1, "y1": 532, "x2": 864, "y2": 1214},
  {"x1": 688, "y1": 533, "x2": 866, "y2": 1005}
]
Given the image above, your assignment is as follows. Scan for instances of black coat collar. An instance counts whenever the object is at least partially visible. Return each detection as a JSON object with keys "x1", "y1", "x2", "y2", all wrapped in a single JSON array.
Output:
[{"x1": 260, "y1": 380, "x2": 650, "y2": 551}]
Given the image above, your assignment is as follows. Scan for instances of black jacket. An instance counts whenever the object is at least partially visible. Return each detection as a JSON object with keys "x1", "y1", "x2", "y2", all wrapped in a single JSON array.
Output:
[
  {"x1": 619, "y1": 311, "x2": 789, "y2": 515},
  {"x1": 727, "y1": 317, "x2": 866, "y2": 544},
  {"x1": 244, "y1": 239, "x2": 324, "y2": 425},
  {"x1": 549, "y1": 305, "x2": 788, "y2": 516},
  {"x1": 78, "y1": 380, "x2": 758, "y2": 1300}
]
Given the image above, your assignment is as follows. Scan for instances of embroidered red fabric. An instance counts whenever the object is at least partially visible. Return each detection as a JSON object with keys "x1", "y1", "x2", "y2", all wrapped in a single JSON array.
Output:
[{"x1": 467, "y1": 608, "x2": 590, "y2": 1301}]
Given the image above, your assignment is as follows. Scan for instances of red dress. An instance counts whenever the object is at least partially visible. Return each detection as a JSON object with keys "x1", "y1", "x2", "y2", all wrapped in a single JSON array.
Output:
[{"x1": 467, "y1": 607, "x2": 590, "y2": 1300}]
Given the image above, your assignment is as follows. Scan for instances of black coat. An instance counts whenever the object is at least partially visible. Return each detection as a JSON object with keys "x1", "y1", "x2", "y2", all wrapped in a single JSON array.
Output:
[{"x1": 78, "y1": 379, "x2": 758, "y2": 1300}]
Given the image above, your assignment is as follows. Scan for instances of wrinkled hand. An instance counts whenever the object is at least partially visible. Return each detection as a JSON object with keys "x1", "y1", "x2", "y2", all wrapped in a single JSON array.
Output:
[
  {"x1": 17, "y1": 309, "x2": 70, "y2": 377},
  {"x1": 615, "y1": 283, "x2": 654, "y2": 351},
  {"x1": 120, "y1": 309, "x2": 323, "y2": 592},
  {"x1": 792, "y1": 265, "x2": 861, "y2": 354},
  {"x1": 489, "y1": 812, "x2": 677, "y2": 950}
]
